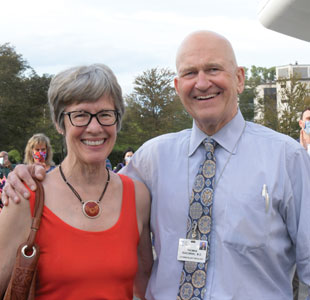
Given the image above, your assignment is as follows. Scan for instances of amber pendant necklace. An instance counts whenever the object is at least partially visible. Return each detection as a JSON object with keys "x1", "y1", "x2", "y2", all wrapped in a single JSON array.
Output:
[{"x1": 59, "y1": 164, "x2": 110, "y2": 219}]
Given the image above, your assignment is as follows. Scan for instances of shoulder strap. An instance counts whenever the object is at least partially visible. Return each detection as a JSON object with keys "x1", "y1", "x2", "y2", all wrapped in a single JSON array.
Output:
[
  {"x1": 3, "y1": 178, "x2": 44, "y2": 300},
  {"x1": 25, "y1": 178, "x2": 44, "y2": 251}
]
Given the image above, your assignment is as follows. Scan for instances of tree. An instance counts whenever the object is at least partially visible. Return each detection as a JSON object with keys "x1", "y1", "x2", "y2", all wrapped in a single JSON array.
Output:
[
  {"x1": 277, "y1": 75, "x2": 310, "y2": 138},
  {"x1": 116, "y1": 68, "x2": 192, "y2": 150},
  {"x1": 0, "y1": 43, "x2": 28, "y2": 97},
  {"x1": 0, "y1": 43, "x2": 63, "y2": 160},
  {"x1": 239, "y1": 87, "x2": 255, "y2": 121},
  {"x1": 255, "y1": 92, "x2": 278, "y2": 131},
  {"x1": 239, "y1": 66, "x2": 276, "y2": 122},
  {"x1": 255, "y1": 73, "x2": 310, "y2": 138}
]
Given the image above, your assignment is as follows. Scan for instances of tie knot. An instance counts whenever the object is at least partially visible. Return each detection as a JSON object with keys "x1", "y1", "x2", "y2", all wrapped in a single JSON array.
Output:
[{"x1": 203, "y1": 138, "x2": 217, "y2": 154}]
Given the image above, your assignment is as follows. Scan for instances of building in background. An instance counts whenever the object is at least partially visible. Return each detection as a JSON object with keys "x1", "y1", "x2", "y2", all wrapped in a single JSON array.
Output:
[
  {"x1": 254, "y1": 63, "x2": 310, "y2": 121},
  {"x1": 276, "y1": 63, "x2": 310, "y2": 112}
]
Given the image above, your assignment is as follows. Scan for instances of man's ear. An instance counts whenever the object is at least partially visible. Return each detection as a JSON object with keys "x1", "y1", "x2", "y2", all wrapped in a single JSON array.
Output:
[
  {"x1": 236, "y1": 67, "x2": 245, "y2": 95},
  {"x1": 299, "y1": 120, "x2": 304, "y2": 129},
  {"x1": 174, "y1": 77, "x2": 179, "y2": 95}
]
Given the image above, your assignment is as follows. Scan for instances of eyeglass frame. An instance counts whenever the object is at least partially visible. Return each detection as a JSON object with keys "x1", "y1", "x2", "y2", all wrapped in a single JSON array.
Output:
[{"x1": 62, "y1": 110, "x2": 119, "y2": 127}]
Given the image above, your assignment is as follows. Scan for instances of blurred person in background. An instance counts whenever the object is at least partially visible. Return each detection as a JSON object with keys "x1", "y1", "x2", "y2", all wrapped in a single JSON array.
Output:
[
  {"x1": 0, "y1": 151, "x2": 15, "y2": 179},
  {"x1": 299, "y1": 107, "x2": 310, "y2": 155},
  {"x1": 24, "y1": 133, "x2": 56, "y2": 173},
  {"x1": 114, "y1": 147, "x2": 134, "y2": 173},
  {"x1": 0, "y1": 151, "x2": 15, "y2": 209}
]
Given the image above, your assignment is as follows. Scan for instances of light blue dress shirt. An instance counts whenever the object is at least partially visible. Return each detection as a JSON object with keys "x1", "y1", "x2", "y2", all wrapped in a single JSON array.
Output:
[{"x1": 121, "y1": 110, "x2": 310, "y2": 300}]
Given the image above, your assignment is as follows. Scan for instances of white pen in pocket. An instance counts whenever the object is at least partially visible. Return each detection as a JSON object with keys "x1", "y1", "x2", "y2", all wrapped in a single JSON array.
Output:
[{"x1": 262, "y1": 184, "x2": 269, "y2": 213}]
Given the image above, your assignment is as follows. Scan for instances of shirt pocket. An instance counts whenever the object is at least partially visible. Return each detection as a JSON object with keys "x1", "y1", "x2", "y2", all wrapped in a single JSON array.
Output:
[{"x1": 222, "y1": 190, "x2": 270, "y2": 252}]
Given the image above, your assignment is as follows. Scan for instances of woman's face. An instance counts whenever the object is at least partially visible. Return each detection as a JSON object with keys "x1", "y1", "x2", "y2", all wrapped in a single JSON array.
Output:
[
  {"x1": 32, "y1": 142, "x2": 47, "y2": 163},
  {"x1": 63, "y1": 95, "x2": 117, "y2": 166},
  {"x1": 124, "y1": 151, "x2": 134, "y2": 165}
]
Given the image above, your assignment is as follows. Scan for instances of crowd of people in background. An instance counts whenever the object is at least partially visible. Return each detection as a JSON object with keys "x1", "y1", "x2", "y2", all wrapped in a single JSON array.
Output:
[{"x1": 0, "y1": 136, "x2": 134, "y2": 210}]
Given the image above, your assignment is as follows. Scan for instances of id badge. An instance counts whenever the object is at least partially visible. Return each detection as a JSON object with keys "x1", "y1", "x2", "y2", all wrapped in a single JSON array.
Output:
[{"x1": 177, "y1": 238, "x2": 207, "y2": 263}]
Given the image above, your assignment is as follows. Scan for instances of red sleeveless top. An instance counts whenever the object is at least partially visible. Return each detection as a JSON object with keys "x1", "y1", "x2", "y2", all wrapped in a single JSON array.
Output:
[{"x1": 29, "y1": 174, "x2": 139, "y2": 300}]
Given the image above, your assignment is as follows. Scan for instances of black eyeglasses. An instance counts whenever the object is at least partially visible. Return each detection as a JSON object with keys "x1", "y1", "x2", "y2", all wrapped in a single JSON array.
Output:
[{"x1": 62, "y1": 110, "x2": 118, "y2": 127}]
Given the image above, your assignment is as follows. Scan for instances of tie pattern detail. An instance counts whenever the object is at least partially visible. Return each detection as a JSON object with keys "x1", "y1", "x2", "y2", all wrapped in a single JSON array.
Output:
[{"x1": 177, "y1": 138, "x2": 217, "y2": 300}]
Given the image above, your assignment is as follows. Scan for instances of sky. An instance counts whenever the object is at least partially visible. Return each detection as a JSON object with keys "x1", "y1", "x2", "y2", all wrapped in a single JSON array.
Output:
[{"x1": 0, "y1": 0, "x2": 309, "y2": 94}]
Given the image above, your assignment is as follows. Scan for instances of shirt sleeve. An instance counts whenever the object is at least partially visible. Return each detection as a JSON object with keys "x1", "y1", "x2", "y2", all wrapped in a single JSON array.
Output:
[
  {"x1": 285, "y1": 146, "x2": 310, "y2": 295},
  {"x1": 119, "y1": 146, "x2": 150, "y2": 187}
]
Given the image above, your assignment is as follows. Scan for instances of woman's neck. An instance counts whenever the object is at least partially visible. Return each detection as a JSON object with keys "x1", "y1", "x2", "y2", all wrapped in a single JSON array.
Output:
[{"x1": 60, "y1": 158, "x2": 108, "y2": 186}]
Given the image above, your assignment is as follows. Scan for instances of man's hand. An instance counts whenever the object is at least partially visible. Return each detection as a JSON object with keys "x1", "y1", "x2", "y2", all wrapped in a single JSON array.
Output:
[{"x1": 2, "y1": 164, "x2": 46, "y2": 205}]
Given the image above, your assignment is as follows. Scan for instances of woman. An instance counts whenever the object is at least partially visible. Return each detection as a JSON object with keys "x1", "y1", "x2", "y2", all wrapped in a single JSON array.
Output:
[
  {"x1": 24, "y1": 133, "x2": 56, "y2": 173},
  {"x1": 0, "y1": 64, "x2": 153, "y2": 299},
  {"x1": 114, "y1": 147, "x2": 134, "y2": 173}
]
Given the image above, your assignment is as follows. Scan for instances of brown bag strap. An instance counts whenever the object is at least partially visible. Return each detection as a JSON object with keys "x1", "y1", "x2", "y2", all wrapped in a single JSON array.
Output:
[
  {"x1": 3, "y1": 170, "x2": 45, "y2": 300},
  {"x1": 25, "y1": 169, "x2": 45, "y2": 253}
]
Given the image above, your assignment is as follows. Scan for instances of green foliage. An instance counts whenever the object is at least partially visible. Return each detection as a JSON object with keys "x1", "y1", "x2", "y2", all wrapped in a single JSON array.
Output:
[
  {"x1": 255, "y1": 93, "x2": 278, "y2": 131},
  {"x1": 239, "y1": 88, "x2": 255, "y2": 121},
  {"x1": 8, "y1": 149, "x2": 22, "y2": 164},
  {"x1": 277, "y1": 75, "x2": 310, "y2": 139},
  {"x1": 0, "y1": 43, "x2": 28, "y2": 97},
  {"x1": 239, "y1": 66, "x2": 276, "y2": 122},
  {"x1": 107, "y1": 150, "x2": 124, "y2": 169},
  {"x1": 116, "y1": 67, "x2": 192, "y2": 150},
  {"x1": 0, "y1": 43, "x2": 63, "y2": 161},
  {"x1": 255, "y1": 73, "x2": 310, "y2": 138},
  {"x1": 248, "y1": 66, "x2": 276, "y2": 85}
]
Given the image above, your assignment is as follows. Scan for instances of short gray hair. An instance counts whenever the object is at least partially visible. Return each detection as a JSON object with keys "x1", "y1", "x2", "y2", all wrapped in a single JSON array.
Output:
[{"x1": 48, "y1": 63, "x2": 125, "y2": 132}]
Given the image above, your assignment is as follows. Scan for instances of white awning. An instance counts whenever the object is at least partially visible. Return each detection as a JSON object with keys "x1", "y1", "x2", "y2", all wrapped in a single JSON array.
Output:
[{"x1": 258, "y1": 0, "x2": 310, "y2": 42}]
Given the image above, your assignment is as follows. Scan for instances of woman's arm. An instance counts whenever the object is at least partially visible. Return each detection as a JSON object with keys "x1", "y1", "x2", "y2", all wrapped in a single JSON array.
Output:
[
  {"x1": 0, "y1": 191, "x2": 32, "y2": 296},
  {"x1": 133, "y1": 180, "x2": 153, "y2": 300}
]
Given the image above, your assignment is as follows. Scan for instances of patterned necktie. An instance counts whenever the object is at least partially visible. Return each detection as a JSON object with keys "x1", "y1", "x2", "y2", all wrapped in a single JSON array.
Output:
[{"x1": 177, "y1": 138, "x2": 217, "y2": 300}]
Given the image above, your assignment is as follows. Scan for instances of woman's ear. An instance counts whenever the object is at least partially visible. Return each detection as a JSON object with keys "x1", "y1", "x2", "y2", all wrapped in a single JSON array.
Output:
[{"x1": 56, "y1": 124, "x2": 64, "y2": 135}]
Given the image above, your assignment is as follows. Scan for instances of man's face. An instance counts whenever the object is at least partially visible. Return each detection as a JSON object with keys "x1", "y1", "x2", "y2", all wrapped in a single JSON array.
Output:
[
  {"x1": 174, "y1": 33, "x2": 245, "y2": 135},
  {"x1": 299, "y1": 110, "x2": 310, "y2": 129}
]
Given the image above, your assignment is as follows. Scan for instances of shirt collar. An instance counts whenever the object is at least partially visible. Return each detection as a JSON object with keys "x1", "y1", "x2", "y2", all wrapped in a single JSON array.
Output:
[{"x1": 189, "y1": 109, "x2": 246, "y2": 157}]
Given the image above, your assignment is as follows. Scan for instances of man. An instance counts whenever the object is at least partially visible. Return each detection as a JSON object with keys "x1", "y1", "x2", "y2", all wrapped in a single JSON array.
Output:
[
  {"x1": 2, "y1": 31, "x2": 310, "y2": 299},
  {"x1": 299, "y1": 107, "x2": 310, "y2": 153}
]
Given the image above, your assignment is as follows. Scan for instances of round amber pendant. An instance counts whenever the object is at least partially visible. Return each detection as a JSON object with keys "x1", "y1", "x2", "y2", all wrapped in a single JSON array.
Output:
[{"x1": 82, "y1": 201, "x2": 101, "y2": 218}]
